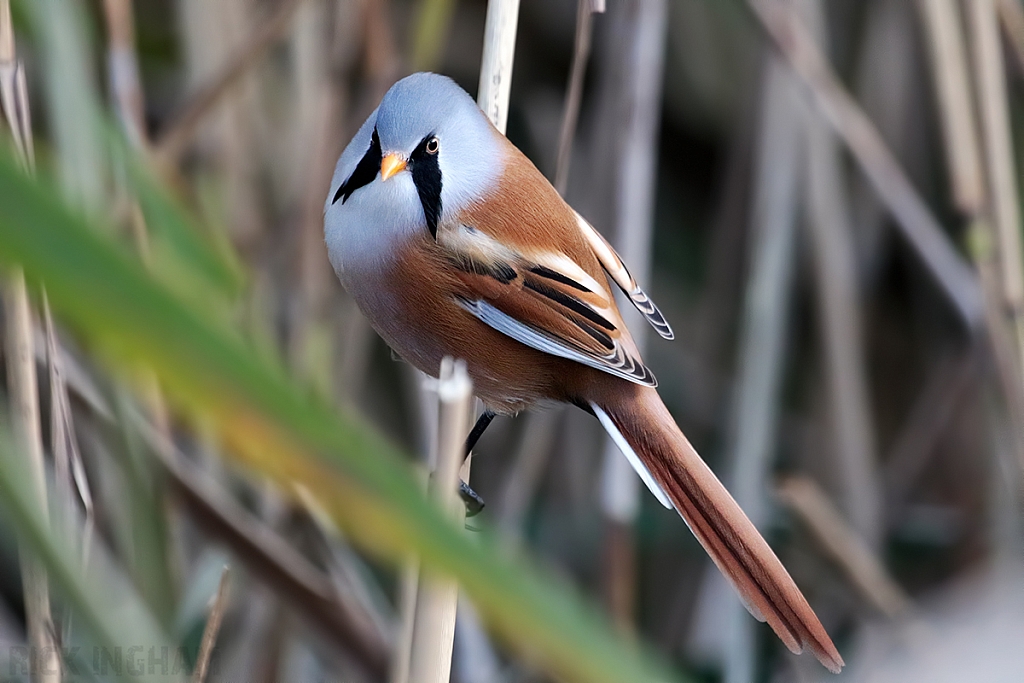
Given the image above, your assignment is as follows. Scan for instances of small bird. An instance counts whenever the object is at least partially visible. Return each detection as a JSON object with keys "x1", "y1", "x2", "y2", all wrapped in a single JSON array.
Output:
[{"x1": 324, "y1": 72, "x2": 843, "y2": 673}]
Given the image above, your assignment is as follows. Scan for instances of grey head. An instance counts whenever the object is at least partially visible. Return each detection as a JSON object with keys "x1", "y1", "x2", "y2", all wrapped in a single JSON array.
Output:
[{"x1": 324, "y1": 73, "x2": 503, "y2": 276}]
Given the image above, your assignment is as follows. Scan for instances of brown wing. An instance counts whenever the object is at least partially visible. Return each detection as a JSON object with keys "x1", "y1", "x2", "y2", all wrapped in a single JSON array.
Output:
[
  {"x1": 438, "y1": 222, "x2": 656, "y2": 387},
  {"x1": 439, "y1": 134, "x2": 661, "y2": 385}
]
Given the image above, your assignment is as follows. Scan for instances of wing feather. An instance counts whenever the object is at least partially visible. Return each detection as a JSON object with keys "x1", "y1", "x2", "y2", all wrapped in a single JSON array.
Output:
[
  {"x1": 441, "y1": 224, "x2": 657, "y2": 387},
  {"x1": 574, "y1": 211, "x2": 675, "y2": 340},
  {"x1": 457, "y1": 298, "x2": 655, "y2": 386}
]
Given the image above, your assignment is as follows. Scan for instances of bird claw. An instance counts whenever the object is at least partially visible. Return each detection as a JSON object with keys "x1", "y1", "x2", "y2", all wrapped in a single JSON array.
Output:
[{"x1": 459, "y1": 479, "x2": 485, "y2": 517}]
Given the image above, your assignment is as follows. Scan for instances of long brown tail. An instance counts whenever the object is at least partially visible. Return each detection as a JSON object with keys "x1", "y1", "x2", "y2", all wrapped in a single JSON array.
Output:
[{"x1": 594, "y1": 387, "x2": 843, "y2": 673}]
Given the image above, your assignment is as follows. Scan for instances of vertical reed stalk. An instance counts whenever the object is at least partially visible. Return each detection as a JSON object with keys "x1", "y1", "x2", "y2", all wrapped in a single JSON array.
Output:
[
  {"x1": 725, "y1": 56, "x2": 805, "y2": 683},
  {"x1": 967, "y1": 0, "x2": 1024, "y2": 385},
  {"x1": 916, "y1": 0, "x2": 986, "y2": 215},
  {"x1": 191, "y1": 566, "x2": 231, "y2": 683},
  {"x1": 288, "y1": 0, "x2": 345, "y2": 390},
  {"x1": 399, "y1": 0, "x2": 523, "y2": 633},
  {"x1": 477, "y1": 0, "x2": 521, "y2": 134},
  {"x1": 407, "y1": 359, "x2": 473, "y2": 683},
  {"x1": 101, "y1": 0, "x2": 182, "y2": 626},
  {"x1": 389, "y1": 545, "x2": 421, "y2": 683},
  {"x1": 0, "y1": 6, "x2": 60, "y2": 681},
  {"x1": 919, "y1": 0, "x2": 1024, "y2": 548},
  {"x1": 964, "y1": 0, "x2": 1024, "y2": 536},
  {"x1": 593, "y1": 0, "x2": 667, "y2": 630},
  {"x1": 800, "y1": 0, "x2": 882, "y2": 548},
  {"x1": 0, "y1": 1, "x2": 31, "y2": 170},
  {"x1": 102, "y1": 0, "x2": 147, "y2": 147},
  {"x1": 554, "y1": 0, "x2": 597, "y2": 195},
  {"x1": 4, "y1": 278, "x2": 61, "y2": 683},
  {"x1": 403, "y1": 8, "x2": 520, "y2": 678}
]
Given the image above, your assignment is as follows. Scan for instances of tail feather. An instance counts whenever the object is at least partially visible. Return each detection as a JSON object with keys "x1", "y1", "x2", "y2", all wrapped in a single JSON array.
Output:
[
  {"x1": 597, "y1": 390, "x2": 844, "y2": 674},
  {"x1": 592, "y1": 403, "x2": 672, "y2": 508}
]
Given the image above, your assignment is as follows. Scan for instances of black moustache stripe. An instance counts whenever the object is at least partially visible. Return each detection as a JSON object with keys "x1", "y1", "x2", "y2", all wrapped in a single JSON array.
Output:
[{"x1": 334, "y1": 128, "x2": 382, "y2": 205}]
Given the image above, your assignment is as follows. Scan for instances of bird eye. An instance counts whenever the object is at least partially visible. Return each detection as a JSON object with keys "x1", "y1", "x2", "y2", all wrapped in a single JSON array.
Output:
[{"x1": 425, "y1": 137, "x2": 439, "y2": 155}]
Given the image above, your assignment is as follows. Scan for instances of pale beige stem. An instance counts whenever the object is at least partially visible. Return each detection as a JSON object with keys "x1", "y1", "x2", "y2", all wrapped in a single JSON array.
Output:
[
  {"x1": 407, "y1": 359, "x2": 473, "y2": 683},
  {"x1": 477, "y1": 0, "x2": 521, "y2": 134},
  {"x1": 997, "y1": 0, "x2": 1024, "y2": 90},
  {"x1": 800, "y1": 0, "x2": 882, "y2": 549},
  {"x1": 401, "y1": 5, "x2": 520, "y2": 678},
  {"x1": 389, "y1": 550, "x2": 421, "y2": 683},
  {"x1": 967, "y1": 0, "x2": 1024, "y2": 378},
  {"x1": 191, "y1": 566, "x2": 231, "y2": 683},
  {"x1": 554, "y1": 0, "x2": 595, "y2": 195},
  {"x1": 100, "y1": 0, "x2": 176, "y2": 445},
  {"x1": 919, "y1": 0, "x2": 1024, "y2": 480},
  {"x1": 1, "y1": 7, "x2": 60, "y2": 681},
  {"x1": 725, "y1": 55, "x2": 805, "y2": 683},
  {"x1": 917, "y1": 0, "x2": 986, "y2": 215},
  {"x1": 0, "y1": 1, "x2": 30, "y2": 170},
  {"x1": 5, "y1": 275, "x2": 61, "y2": 683},
  {"x1": 102, "y1": 0, "x2": 147, "y2": 147},
  {"x1": 0, "y1": 0, "x2": 9, "y2": 62}
]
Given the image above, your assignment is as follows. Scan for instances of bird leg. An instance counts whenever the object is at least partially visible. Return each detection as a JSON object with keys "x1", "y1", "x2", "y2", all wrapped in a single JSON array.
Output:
[
  {"x1": 463, "y1": 410, "x2": 496, "y2": 460},
  {"x1": 458, "y1": 410, "x2": 496, "y2": 517}
]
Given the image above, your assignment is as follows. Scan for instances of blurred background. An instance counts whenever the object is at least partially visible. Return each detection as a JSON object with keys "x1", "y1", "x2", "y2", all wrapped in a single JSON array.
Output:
[{"x1": 1, "y1": 0, "x2": 1024, "y2": 681}]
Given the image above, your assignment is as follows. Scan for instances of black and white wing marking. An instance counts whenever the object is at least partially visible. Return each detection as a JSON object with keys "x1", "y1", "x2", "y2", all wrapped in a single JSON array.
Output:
[
  {"x1": 574, "y1": 211, "x2": 674, "y2": 340},
  {"x1": 441, "y1": 225, "x2": 657, "y2": 387},
  {"x1": 456, "y1": 298, "x2": 656, "y2": 387}
]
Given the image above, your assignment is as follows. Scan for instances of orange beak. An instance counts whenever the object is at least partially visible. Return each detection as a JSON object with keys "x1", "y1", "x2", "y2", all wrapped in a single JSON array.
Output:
[{"x1": 380, "y1": 153, "x2": 408, "y2": 181}]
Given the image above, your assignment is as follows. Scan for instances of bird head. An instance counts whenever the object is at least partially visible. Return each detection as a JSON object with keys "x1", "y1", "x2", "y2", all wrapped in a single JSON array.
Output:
[{"x1": 327, "y1": 72, "x2": 503, "y2": 239}]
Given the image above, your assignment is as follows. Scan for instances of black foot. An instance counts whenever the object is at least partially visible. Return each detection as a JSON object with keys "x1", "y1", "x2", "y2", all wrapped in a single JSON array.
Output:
[
  {"x1": 457, "y1": 411, "x2": 496, "y2": 517},
  {"x1": 459, "y1": 480, "x2": 486, "y2": 517}
]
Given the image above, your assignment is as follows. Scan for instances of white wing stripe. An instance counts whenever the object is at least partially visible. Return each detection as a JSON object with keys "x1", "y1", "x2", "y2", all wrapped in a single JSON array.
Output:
[{"x1": 457, "y1": 298, "x2": 656, "y2": 386}]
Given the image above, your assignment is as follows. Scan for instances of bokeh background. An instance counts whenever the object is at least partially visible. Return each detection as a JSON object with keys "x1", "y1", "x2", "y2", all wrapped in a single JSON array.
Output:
[{"x1": 0, "y1": 0, "x2": 1023, "y2": 682}]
